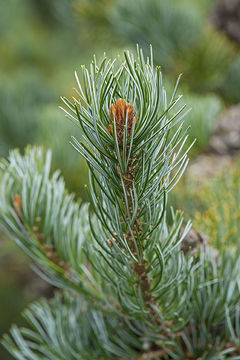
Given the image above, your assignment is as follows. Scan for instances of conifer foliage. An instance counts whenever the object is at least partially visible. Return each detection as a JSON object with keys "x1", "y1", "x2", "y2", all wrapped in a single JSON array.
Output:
[{"x1": 1, "y1": 47, "x2": 240, "y2": 359}]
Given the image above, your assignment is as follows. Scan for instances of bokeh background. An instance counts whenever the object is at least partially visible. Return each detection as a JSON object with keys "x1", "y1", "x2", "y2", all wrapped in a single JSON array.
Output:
[{"x1": 1, "y1": 0, "x2": 240, "y2": 358}]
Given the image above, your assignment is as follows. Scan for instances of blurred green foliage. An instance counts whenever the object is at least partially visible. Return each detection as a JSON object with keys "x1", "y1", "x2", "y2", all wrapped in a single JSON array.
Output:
[
  {"x1": 0, "y1": 234, "x2": 34, "y2": 359},
  {"x1": 220, "y1": 54, "x2": 240, "y2": 104},
  {"x1": 110, "y1": 0, "x2": 202, "y2": 70},
  {"x1": 36, "y1": 104, "x2": 89, "y2": 197},
  {"x1": 109, "y1": 0, "x2": 238, "y2": 96},
  {"x1": 73, "y1": 0, "x2": 113, "y2": 38},
  {"x1": 178, "y1": 27, "x2": 236, "y2": 92},
  {"x1": 194, "y1": 160, "x2": 240, "y2": 250},
  {"x1": 165, "y1": 78, "x2": 223, "y2": 156},
  {"x1": 0, "y1": 0, "x2": 117, "y2": 197},
  {"x1": 0, "y1": 72, "x2": 54, "y2": 157},
  {"x1": 170, "y1": 158, "x2": 240, "y2": 251},
  {"x1": 181, "y1": 93, "x2": 223, "y2": 155}
]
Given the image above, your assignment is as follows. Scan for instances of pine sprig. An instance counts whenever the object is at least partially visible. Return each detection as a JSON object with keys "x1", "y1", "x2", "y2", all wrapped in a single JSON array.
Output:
[{"x1": 61, "y1": 46, "x2": 193, "y2": 325}]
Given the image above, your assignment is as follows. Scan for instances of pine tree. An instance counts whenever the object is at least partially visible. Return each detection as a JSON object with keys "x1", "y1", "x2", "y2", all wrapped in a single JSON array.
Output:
[{"x1": 1, "y1": 47, "x2": 240, "y2": 359}]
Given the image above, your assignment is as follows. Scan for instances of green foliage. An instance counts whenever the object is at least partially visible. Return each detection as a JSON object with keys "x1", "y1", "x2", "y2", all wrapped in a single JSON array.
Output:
[
  {"x1": 194, "y1": 161, "x2": 240, "y2": 251},
  {"x1": 165, "y1": 78, "x2": 223, "y2": 155},
  {"x1": 0, "y1": 72, "x2": 53, "y2": 157},
  {"x1": 73, "y1": 0, "x2": 112, "y2": 29},
  {"x1": 1, "y1": 48, "x2": 240, "y2": 359},
  {"x1": 178, "y1": 27, "x2": 235, "y2": 92},
  {"x1": 3, "y1": 293, "x2": 162, "y2": 360},
  {"x1": 109, "y1": 0, "x2": 235, "y2": 94},
  {"x1": 170, "y1": 158, "x2": 240, "y2": 251},
  {"x1": 3, "y1": 258, "x2": 240, "y2": 360},
  {"x1": 181, "y1": 93, "x2": 222, "y2": 155},
  {"x1": 36, "y1": 105, "x2": 89, "y2": 200},
  {"x1": 171, "y1": 250, "x2": 240, "y2": 359},
  {"x1": 0, "y1": 74, "x2": 88, "y2": 199},
  {"x1": 220, "y1": 55, "x2": 240, "y2": 104},
  {"x1": 29, "y1": 0, "x2": 76, "y2": 28},
  {"x1": 0, "y1": 236, "x2": 31, "y2": 360},
  {"x1": 110, "y1": 0, "x2": 202, "y2": 69}
]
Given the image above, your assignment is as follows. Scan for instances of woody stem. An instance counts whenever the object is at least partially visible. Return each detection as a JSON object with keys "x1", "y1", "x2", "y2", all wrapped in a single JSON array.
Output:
[{"x1": 122, "y1": 155, "x2": 154, "y2": 309}]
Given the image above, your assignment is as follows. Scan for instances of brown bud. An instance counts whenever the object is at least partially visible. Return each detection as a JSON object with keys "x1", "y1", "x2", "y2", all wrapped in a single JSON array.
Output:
[
  {"x1": 13, "y1": 194, "x2": 22, "y2": 212},
  {"x1": 13, "y1": 194, "x2": 23, "y2": 221},
  {"x1": 108, "y1": 99, "x2": 138, "y2": 146}
]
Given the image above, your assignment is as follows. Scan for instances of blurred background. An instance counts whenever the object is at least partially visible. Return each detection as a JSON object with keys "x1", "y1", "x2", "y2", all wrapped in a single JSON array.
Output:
[{"x1": 0, "y1": 0, "x2": 240, "y2": 358}]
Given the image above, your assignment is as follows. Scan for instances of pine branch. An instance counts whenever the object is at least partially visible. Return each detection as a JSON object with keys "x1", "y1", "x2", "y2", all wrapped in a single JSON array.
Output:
[
  {"x1": 0, "y1": 147, "x2": 107, "y2": 304},
  {"x1": 1, "y1": 46, "x2": 240, "y2": 360}
]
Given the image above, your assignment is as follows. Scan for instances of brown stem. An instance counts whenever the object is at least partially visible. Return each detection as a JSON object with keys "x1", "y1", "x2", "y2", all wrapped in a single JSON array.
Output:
[{"x1": 122, "y1": 156, "x2": 154, "y2": 310}]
